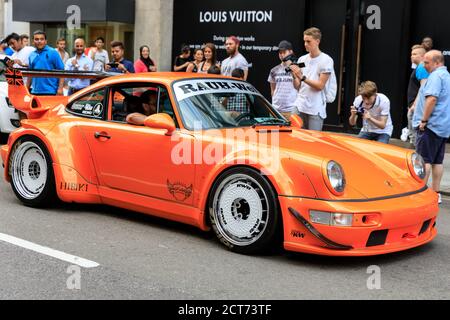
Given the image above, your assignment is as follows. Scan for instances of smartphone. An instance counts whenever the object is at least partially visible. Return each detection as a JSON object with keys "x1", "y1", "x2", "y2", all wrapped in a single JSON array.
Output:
[
  {"x1": 107, "y1": 62, "x2": 119, "y2": 68},
  {"x1": 3, "y1": 56, "x2": 12, "y2": 65}
]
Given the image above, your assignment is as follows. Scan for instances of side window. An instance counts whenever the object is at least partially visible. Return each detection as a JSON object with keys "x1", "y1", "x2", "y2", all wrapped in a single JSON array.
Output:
[
  {"x1": 67, "y1": 89, "x2": 106, "y2": 120},
  {"x1": 110, "y1": 84, "x2": 178, "y2": 127}
]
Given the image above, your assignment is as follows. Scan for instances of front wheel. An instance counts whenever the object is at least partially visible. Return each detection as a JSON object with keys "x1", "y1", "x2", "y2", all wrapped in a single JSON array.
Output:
[
  {"x1": 208, "y1": 167, "x2": 281, "y2": 254},
  {"x1": 9, "y1": 137, "x2": 56, "y2": 207}
]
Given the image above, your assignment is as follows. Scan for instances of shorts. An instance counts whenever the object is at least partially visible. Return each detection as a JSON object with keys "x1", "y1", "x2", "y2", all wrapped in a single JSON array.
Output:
[{"x1": 416, "y1": 127, "x2": 447, "y2": 165}]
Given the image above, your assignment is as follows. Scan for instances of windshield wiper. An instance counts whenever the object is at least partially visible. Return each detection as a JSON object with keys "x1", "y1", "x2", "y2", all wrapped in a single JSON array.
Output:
[{"x1": 252, "y1": 118, "x2": 291, "y2": 128}]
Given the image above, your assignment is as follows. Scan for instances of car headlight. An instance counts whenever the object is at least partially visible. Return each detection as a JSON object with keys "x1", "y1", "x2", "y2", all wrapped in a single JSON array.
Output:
[
  {"x1": 409, "y1": 153, "x2": 426, "y2": 181},
  {"x1": 324, "y1": 161, "x2": 346, "y2": 195},
  {"x1": 310, "y1": 210, "x2": 353, "y2": 227}
]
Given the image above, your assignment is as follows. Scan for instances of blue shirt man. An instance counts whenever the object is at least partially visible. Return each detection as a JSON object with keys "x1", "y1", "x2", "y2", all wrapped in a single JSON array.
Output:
[
  {"x1": 413, "y1": 50, "x2": 450, "y2": 204},
  {"x1": 413, "y1": 65, "x2": 450, "y2": 138},
  {"x1": 29, "y1": 45, "x2": 65, "y2": 95}
]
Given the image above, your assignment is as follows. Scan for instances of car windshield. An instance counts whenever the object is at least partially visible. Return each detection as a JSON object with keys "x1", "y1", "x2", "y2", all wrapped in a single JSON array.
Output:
[{"x1": 173, "y1": 79, "x2": 288, "y2": 130}]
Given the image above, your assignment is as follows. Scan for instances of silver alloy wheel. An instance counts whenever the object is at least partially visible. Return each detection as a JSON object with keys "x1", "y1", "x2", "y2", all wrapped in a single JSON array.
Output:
[
  {"x1": 212, "y1": 174, "x2": 270, "y2": 246},
  {"x1": 11, "y1": 141, "x2": 48, "y2": 200}
]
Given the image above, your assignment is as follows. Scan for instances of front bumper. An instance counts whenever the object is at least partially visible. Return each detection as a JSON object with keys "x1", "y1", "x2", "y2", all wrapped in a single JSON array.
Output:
[{"x1": 280, "y1": 188, "x2": 439, "y2": 256}]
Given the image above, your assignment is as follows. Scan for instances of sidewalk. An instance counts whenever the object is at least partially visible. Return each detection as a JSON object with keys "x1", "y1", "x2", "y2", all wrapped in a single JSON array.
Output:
[{"x1": 389, "y1": 138, "x2": 450, "y2": 196}]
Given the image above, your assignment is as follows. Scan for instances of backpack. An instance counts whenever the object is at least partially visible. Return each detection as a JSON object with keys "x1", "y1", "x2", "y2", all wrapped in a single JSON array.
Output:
[{"x1": 324, "y1": 68, "x2": 338, "y2": 104}]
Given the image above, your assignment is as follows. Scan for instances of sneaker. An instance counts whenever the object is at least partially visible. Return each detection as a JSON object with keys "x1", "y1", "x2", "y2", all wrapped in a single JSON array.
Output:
[
  {"x1": 401, "y1": 127, "x2": 409, "y2": 142},
  {"x1": 438, "y1": 192, "x2": 442, "y2": 204}
]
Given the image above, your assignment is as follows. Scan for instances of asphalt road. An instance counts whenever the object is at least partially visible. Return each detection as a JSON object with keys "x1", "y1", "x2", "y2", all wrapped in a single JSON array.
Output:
[{"x1": 0, "y1": 170, "x2": 449, "y2": 300}]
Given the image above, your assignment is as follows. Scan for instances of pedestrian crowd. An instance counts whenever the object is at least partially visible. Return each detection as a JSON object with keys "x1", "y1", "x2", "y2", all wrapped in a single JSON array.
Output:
[
  {"x1": 0, "y1": 30, "x2": 158, "y2": 96},
  {"x1": 173, "y1": 31, "x2": 448, "y2": 204},
  {"x1": 1, "y1": 28, "x2": 449, "y2": 203}
]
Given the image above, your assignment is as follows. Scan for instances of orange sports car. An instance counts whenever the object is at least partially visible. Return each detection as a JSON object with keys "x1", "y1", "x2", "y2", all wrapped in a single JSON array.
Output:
[{"x1": 0, "y1": 66, "x2": 439, "y2": 256}]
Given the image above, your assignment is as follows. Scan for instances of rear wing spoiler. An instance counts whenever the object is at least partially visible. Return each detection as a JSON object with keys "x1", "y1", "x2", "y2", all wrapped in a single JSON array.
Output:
[{"x1": 2, "y1": 64, "x2": 116, "y2": 118}]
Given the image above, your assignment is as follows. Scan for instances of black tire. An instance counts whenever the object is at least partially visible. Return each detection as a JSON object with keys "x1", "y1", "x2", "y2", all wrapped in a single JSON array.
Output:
[
  {"x1": 208, "y1": 167, "x2": 282, "y2": 254},
  {"x1": 9, "y1": 136, "x2": 56, "y2": 208}
]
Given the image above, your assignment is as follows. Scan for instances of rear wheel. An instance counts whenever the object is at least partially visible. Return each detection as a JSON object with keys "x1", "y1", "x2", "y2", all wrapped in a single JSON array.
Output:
[
  {"x1": 9, "y1": 137, "x2": 56, "y2": 207},
  {"x1": 208, "y1": 167, "x2": 281, "y2": 254}
]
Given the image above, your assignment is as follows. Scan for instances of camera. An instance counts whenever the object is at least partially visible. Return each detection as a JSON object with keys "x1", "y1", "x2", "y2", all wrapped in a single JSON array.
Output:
[
  {"x1": 282, "y1": 54, "x2": 305, "y2": 73},
  {"x1": 357, "y1": 105, "x2": 366, "y2": 114},
  {"x1": 107, "y1": 62, "x2": 119, "y2": 68}
]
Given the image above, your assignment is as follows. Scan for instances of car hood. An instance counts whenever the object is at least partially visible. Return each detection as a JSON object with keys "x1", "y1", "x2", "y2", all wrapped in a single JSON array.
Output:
[
  {"x1": 277, "y1": 129, "x2": 422, "y2": 199},
  {"x1": 203, "y1": 127, "x2": 422, "y2": 200}
]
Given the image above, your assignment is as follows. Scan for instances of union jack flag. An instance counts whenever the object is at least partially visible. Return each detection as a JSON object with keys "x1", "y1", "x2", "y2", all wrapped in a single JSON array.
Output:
[{"x1": 5, "y1": 68, "x2": 24, "y2": 86}]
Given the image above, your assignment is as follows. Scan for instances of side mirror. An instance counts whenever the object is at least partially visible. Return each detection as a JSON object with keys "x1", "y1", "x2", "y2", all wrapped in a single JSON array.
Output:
[
  {"x1": 289, "y1": 114, "x2": 304, "y2": 129},
  {"x1": 144, "y1": 113, "x2": 176, "y2": 136}
]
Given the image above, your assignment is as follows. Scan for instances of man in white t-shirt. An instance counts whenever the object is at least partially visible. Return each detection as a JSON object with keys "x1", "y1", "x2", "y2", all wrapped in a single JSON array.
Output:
[
  {"x1": 221, "y1": 36, "x2": 249, "y2": 80},
  {"x1": 5, "y1": 33, "x2": 35, "y2": 68},
  {"x1": 267, "y1": 40, "x2": 298, "y2": 119},
  {"x1": 290, "y1": 27, "x2": 334, "y2": 131},
  {"x1": 349, "y1": 81, "x2": 393, "y2": 144}
]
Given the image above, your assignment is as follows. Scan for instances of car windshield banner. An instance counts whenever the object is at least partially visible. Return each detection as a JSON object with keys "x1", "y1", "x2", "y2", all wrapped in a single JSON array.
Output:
[{"x1": 173, "y1": 79, "x2": 263, "y2": 101}]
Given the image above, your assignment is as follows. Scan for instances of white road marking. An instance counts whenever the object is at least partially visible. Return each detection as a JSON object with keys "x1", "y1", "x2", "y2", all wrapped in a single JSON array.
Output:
[{"x1": 0, "y1": 233, "x2": 99, "y2": 269}]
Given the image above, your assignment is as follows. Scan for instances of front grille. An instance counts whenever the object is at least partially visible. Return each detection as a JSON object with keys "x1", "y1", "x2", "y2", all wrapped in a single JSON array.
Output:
[
  {"x1": 419, "y1": 219, "x2": 432, "y2": 235},
  {"x1": 366, "y1": 230, "x2": 389, "y2": 247}
]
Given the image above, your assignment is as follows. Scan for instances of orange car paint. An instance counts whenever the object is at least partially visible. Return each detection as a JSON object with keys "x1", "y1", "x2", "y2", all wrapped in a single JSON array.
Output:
[{"x1": 1, "y1": 69, "x2": 439, "y2": 255}]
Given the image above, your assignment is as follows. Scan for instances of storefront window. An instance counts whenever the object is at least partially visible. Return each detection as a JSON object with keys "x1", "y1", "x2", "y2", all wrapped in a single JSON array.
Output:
[{"x1": 31, "y1": 22, "x2": 134, "y2": 61}]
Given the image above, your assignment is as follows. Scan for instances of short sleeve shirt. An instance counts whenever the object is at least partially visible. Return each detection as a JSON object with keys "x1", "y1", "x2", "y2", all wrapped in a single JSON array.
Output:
[
  {"x1": 11, "y1": 46, "x2": 35, "y2": 68},
  {"x1": 174, "y1": 56, "x2": 191, "y2": 72},
  {"x1": 92, "y1": 50, "x2": 109, "y2": 71},
  {"x1": 109, "y1": 59, "x2": 135, "y2": 73},
  {"x1": 407, "y1": 63, "x2": 429, "y2": 106},
  {"x1": 413, "y1": 66, "x2": 450, "y2": 138},
  {"x1": 353, "y1": 93, "x2": 393, "y2": 136},
  {"x1": 29, "y1": 45, "x2": 65, "y2": 95},
  {"x1": 415, "y1": 63, "x2": 429, "y2": 82},
  {"x1": 294, "y1": 52, "x2": 334, "y2": 119},
  {"x1": 221, "y1": 53, "x2": 249, "y2": 77},
  {"x1": 267, "y1": 64, "x2": 297, "y2": 113}
]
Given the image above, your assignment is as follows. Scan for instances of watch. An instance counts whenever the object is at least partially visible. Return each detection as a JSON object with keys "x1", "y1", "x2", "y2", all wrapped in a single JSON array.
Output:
[
  {"x1": 301, "y1": 75, "x2": 307, "y2": 82},
  {"x1": 421, "y1": 120, "x2": 428, "y2": 123}
]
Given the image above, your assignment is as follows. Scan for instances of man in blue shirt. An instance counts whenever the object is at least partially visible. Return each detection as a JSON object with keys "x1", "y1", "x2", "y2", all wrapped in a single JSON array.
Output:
[
  {"x1": 65, "y1": 38, "x2": 94, "y2": 95},
  {"x1": 27, "y1": 30, "x2": 65, "y2": 95},
  {"x1": 413, "y1": 50, "x2": 450, "y2": 204},
  {"x1": 105, "y1": 41, "x2": 134, "y2": 74}
]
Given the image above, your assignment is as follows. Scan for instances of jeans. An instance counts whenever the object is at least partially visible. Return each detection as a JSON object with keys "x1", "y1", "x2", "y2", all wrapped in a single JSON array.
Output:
[
  {"x1": 407, "y1": 108, "x2": 417, "y2": 145},
  {"x1": 358, "y1": 131, "x2": 391, "y2": 144},
  {"x1": 298, "y1": 112, "x2": 324, "y2": 131}
]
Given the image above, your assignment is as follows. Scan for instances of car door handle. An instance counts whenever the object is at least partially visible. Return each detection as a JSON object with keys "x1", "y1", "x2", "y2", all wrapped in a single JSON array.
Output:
[{"x1": 94, "y1": 132, "x2": 111, "y2": 140}]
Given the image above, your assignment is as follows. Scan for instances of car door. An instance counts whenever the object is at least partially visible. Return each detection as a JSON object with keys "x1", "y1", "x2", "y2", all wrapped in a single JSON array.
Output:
[{"x1": 76, "y1": 83, "x2": 197, "y2": 206}]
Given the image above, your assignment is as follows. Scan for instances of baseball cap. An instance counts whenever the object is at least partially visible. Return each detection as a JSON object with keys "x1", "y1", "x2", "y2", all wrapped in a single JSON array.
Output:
[{"x1": 278, "y1": 40, "x2": 293, "y2": 51}]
